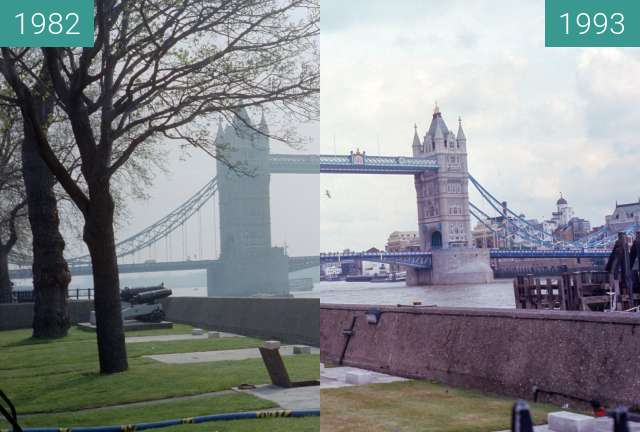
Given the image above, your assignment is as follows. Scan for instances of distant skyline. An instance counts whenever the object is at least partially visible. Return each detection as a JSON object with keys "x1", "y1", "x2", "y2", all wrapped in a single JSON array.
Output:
[{"x1": 320, "y1": 0, "x2": 640, "y2": 252}]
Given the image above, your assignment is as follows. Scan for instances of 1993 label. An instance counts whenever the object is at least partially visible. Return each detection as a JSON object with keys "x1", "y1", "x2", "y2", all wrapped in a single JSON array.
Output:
[{"x1": 546, "y1": 0, "x2": 640, "y2": 47}]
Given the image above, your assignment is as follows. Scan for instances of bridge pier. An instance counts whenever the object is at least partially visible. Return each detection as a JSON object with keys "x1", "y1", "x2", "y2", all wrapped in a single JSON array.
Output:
[
  {"x1": 206, "y1": 248, "x2": 289, "y2": 297},
  {"x1": 407, "y1": 249, "x2": 493, "y2": 286}
]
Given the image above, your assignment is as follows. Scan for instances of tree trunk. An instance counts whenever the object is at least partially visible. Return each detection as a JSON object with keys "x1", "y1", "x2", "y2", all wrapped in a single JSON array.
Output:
[
  {"x1": 0, "y1": 249, "x2": 11, "y2": 303},
  {"x1": 22, "y1": 101, "x2": 71, "y2": 338},
  {"x1": 84, "y1": 187, "x2": 128, "y2": 374}
]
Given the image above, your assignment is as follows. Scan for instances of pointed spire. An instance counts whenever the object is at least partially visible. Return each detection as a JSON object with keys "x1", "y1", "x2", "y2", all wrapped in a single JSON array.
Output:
[
  {"x1": 259, "y1": 109, "x2": 269, "y2": 134},
  {"x1": 433, "y1": 101, "x2": 440, "y2": 115},
  {"x1": 434, "y1": 122, "x2": 445, "y2": 140},
  {"x1": 215, "y1": 118, "x2": 225, "y2": 142},
  {"x1": 233, "y1": 107, "x2": 251, "y2": 129},
  {"x1": 456, "y1": 116, "x2": 466, "y2": 141},
  {"x1": 412, "y1": 124, "x2": 421, "y2": 147}
]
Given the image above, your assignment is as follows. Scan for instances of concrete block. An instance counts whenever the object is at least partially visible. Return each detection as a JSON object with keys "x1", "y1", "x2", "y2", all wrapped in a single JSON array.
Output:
[
  {"x1": 263, "y1": 340, "x2": 281, "y2": 350},
  {"x1": 588, "y1": 418, "x2": 640, "y2": 432},
  {"x1": 207, "y1": 331, "x2": 220, "y2": 339},
  {"x1": 191, "y1": 328, "x2": 204, "y2": 336},
  {"x1": 89, "y1": 311, "x2": 96, "y2": 325},
  {"x1": 345, "y1": 371, "x2": 373, "y2": 385},
  {"x1": 547, "y1": 411, "x2": 594, "y2": 432},
  {"x1": 293, "y1": 345, "x2": 311, "y2": 354}
]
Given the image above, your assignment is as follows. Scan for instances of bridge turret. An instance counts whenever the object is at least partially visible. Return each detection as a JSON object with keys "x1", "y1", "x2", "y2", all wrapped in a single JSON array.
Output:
[
  {"x1": 456, "y1": 116, "x2": 466, "y2": 151},
  {"x1": 217, "y1": 108, "x2": 272, "y2": 256},
  {"x1": 215, "y1": 118, "x2": 225, "y2": 143},
  {"x1": 414, "y1": 105, "x2": 471, "y2": 250},
  {"x1": 432, "y1": 120, "x2": 445, "y2": 153},
  {"x1": 212, "y1": 109, "x2": 288, "y2": 296},
  {"x1": 408, "y1": 106, "x2": 493, "y2": 286},
  {"x1": 412, "y1": 124, "x2": 422, "y2": 156},
  {"x1": 258, "y1": 110, "x2": 269, "y2": 136}
]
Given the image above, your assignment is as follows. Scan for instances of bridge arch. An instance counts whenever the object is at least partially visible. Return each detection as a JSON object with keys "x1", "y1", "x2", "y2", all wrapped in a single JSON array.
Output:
[{"x1": 431, "y1": 231, "x2": 442, "y2": 249}]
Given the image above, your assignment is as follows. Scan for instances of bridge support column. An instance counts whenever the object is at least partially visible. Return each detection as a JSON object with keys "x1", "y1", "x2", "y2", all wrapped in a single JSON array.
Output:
[
  {"x1": 407, "y1": 268, "x2": 432, "y2": 286},
  {"x1": 408, "y1": 249, "x2": 493, "y2": 286},
  {"x1": 432, "y1": 249, "x2": 493, "y2": 285},
  {"x1": 207, "y1": 248, "x2": 289, "y2": 297}
]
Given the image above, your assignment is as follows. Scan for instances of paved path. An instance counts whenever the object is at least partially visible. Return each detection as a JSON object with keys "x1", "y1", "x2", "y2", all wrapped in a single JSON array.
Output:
[
  {"x1": 146, "y1": 346, "x2": 319, "y2": 364},
  {"x1": 126, "y1": 332, "x2": 242, "y2": 344},
  {"x1": 320, "y1": 364, "x2": 409, "y2": 389},
  {"x1": 238, "y1": 385, "x2": 320, "y2": 410}
]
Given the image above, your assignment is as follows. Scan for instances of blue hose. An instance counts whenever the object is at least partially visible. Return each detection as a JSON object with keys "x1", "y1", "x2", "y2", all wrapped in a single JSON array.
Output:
[{"x1": 2, "y1": 409, "x2": 320, "y2": 432}]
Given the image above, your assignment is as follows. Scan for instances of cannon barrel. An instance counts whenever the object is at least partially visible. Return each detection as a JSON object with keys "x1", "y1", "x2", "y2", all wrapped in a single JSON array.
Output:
[
  {"x1": 130, "y1": 288, "x2": 172, "y2": 305},
  {"x1": 121, "y1": 284, "x2": 165, "y2": 302}
]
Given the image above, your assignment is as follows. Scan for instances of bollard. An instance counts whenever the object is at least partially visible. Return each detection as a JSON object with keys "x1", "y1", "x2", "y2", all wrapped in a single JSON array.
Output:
[
  {"x1": 511, "y1": 400, "x2": 534, "y2": 432},
  {"x1": 608, "y1": 406, "x2": 630, "y2": 432}
]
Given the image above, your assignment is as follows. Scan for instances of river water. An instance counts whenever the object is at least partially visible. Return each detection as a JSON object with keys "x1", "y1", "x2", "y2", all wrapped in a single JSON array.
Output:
[
  {"x1": 14, "y1": 269, "x2": 516, "y2": 308},
  {"x1": 293, "y1": 279, "x2": 516, "y2": 308}
]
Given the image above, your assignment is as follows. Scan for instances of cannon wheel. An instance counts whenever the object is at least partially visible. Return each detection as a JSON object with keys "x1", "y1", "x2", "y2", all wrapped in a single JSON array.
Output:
[{"x1": 137, "y1": 309, "x2": 165, "y2": 323}]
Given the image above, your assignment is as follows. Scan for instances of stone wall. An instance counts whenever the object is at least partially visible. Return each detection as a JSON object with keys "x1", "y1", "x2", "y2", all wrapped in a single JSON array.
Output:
[
  {"x1": 320, "y1": 304, "x2": 640, "y2": 408},
  {"x1": 0, "y1": 301, "x2": 92, "y2": 330},
  {"x1": 163, "y1": 297, "x2": 319, "y2": 346}
]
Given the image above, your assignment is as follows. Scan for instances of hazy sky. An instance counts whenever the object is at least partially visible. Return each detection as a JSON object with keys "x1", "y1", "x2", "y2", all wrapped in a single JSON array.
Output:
[
  {"x1": 320, "y1": 0, "x2": 640, "y2": 252},
  {"x1": 75, "y1": 117, "x2": 321, "y2": 263}
]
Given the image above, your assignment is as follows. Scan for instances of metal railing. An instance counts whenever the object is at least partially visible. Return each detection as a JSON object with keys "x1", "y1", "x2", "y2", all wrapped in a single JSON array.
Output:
[{"x1": 13, "y1": 288, "x2": 94, "y2": 303}]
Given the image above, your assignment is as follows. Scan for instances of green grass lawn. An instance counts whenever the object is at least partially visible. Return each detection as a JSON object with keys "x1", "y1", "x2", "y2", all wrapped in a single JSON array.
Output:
[
  {"x1": 0, "y1": 331, "x2": 266, "y2": 379},
  {"x1": 321, "y1": 380, "x2": 565, "y2": 432},
  {"x1": 0, "y1": 392, "x2": 319, "y2": 432},
  {"x1": 5, "y1": 393, "x2": 275, "y2": 428},
  {"x1": 0, "y1": 324, "x2": 196, "y2": 348},
  {"x1": 0, "y1": 326, "x2": 319, "y2": 431}
]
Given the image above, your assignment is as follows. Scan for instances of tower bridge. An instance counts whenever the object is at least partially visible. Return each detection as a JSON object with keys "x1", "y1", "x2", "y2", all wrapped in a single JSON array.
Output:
[{"x1": 10, "y1": 106, "x2": 620, "y2": 293}]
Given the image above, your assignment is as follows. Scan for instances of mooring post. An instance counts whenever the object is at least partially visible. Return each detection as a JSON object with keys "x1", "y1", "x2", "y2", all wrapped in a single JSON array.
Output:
[
  {"x1": 511, "y1": 400, "x2": 534, "y2": 432},
  {"x1": 609, "y1": 406, "x2": 630, "y2": 432}
]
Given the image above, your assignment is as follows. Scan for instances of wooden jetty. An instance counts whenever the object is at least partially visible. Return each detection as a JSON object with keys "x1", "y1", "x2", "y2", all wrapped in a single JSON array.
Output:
[{"x1": 513, "y1": 271, "x2": 640, "y2": 312}]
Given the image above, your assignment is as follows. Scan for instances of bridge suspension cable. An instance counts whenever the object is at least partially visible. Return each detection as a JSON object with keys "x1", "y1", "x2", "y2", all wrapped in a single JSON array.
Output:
[
  {"x1": 67, "y1": 177, "x2": 219, "y2": 265},
  {"x1": 468, "y1": 174, "x2": 640, "y2": 250},
  {"x1": 469, "y1": 201, "x2": 543, "y2": 247}
]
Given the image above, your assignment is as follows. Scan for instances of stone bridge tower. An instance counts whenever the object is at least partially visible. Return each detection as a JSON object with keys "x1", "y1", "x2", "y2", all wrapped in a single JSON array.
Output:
[
  {"x1": 208, "y1": 109, "x2": 288, "y2": 296},
  {"x1": 412, "y1": 104, "x2": 471, "y2": 250},
  {"x1": 409, "y1": 104, "x2": 493, "y2": 285}
]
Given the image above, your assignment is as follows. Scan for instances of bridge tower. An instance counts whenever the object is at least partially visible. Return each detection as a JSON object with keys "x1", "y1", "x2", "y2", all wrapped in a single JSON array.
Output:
[
  {"x1": 409, "y1": 104, "x2": 493, "y2": 285},
  {"x1": 208, "y1": 110, "x2": 289, "y2": 296}
]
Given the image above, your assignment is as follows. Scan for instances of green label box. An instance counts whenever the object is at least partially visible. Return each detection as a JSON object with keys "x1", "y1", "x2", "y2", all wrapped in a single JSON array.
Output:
[
  {"x1": 546, "y1": 0, "x2": 640, "y2": 47},
  {"x1": 0, "y1": 0, "x2": 93, "y2": 47}
]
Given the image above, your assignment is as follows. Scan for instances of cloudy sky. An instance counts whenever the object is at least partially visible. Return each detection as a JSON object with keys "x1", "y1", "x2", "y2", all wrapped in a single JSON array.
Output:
[{"x1": 320, "y1": 0, "x2": 640, "y2": 252}]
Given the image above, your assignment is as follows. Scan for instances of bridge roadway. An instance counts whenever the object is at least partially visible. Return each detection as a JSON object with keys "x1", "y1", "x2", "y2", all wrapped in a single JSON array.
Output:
[
  {"x1": 320, "y1": 249, "x2": 611, "y2": 269},
  {"x1": 270, "y1": 154, "x2": 439, "y2": 174},
  {"x1": 9, "y1": 256, "x2": 320, "y2": 280}
]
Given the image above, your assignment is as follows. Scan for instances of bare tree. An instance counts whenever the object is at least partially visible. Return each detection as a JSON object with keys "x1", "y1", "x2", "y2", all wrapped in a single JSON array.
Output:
[
  {"x1": 1, "y1": 0, "x2": 318, "y2": 373},
  {"x1": 0, "y1": 109, "x2": 27, "y2": 303},
  {"x1": 21, "y1": 73, "x2": 73, "y2": 337}
]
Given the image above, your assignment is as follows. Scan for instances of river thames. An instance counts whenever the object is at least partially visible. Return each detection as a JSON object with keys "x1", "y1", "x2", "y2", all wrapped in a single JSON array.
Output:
[
  {"x1": 13, "y1": 270, "x2": 516, "y2": 308},
  {"x1": 294, "y1": 279, "x2": 516, "y2": 308}
]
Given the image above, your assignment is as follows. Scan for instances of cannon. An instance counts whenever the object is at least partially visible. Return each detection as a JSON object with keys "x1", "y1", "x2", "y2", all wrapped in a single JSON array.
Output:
[{"x1": 120, "y1": 283, "x2": 172, "y2": 323}]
